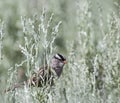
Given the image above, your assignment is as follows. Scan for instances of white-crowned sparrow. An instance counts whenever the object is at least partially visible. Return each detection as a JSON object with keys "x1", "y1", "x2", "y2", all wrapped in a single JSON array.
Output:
[
  {"x1": 29, "y1": 53, "x2": 67, "y2": 87},
  {"x1": 5, "y1": 53, "x2": 67, "y2": 92}
]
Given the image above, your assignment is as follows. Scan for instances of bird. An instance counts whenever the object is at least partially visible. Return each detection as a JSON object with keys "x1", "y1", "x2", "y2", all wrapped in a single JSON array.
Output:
[{"x1": 5, "y1": 53, "x2": 67, "y2": 92}]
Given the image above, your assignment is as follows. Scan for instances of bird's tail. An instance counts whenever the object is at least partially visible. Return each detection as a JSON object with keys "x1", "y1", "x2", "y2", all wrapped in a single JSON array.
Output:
[{"x1": 4, "y1": 82, "x2": 25, "y2": 93}]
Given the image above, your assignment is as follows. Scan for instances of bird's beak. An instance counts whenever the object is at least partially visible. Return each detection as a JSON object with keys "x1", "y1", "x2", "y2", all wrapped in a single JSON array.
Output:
[{"x1": 63, "y1": 60, "x2": 67, "y2": 64}]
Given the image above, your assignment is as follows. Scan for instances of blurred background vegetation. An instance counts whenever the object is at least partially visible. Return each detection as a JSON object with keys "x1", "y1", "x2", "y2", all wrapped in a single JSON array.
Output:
[
  {"x1": 0, "y1": 0, "x2": 117, "y2": 73},
  {"x1": 0, "y1": 0, "x2": 120, "y2": 103}
]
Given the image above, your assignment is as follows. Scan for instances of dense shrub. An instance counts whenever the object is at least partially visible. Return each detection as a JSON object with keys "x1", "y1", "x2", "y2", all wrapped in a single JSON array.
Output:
[{"x1": 0, "y1": 0, "x2": 120, "y2": 103}]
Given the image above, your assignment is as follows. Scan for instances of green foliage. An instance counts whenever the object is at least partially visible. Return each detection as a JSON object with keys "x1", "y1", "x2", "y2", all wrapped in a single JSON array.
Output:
[{"x1": 0, "y1": 0, "x2": 120, "y2": 103}]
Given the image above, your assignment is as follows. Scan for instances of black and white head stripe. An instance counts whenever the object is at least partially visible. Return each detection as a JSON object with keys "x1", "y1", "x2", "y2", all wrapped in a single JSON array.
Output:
[{"x1": 54, "y1": 53, "x2": 66, "y2": 61}]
